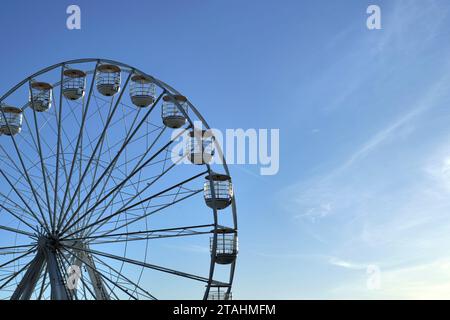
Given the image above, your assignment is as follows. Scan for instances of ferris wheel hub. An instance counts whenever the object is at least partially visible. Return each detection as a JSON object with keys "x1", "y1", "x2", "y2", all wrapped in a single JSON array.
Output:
[{"x1": 37, "y1": 234, "x2": 62, "y2": 251}]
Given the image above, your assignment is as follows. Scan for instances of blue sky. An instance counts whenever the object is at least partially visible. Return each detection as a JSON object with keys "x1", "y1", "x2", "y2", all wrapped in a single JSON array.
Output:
[{"x1": 1, "y1": 0, "x2": 450, "y2": 299}]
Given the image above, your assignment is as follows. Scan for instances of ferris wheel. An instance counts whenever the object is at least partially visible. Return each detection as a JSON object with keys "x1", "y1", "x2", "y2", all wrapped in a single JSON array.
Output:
[{"x1": 0, "y1": 59, "x2": 238, "y2": 300}]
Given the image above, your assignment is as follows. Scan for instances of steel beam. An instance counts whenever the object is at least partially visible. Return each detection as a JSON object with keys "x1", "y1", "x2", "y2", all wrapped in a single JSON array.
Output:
[
  {"x1": 11, "y1": 250, "x2": 45, "y2": 300},
  {"x1": 44, "y1": 247, "x2": 70, "y2": 300},
  {"x1": 69, "y1": 241, "x2": 109, "y2": 300}
]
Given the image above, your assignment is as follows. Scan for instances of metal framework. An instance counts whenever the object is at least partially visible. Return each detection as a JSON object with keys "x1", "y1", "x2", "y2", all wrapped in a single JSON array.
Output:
[{"x1": 0, "y1": 59, "x2": 238, "y2": 300}]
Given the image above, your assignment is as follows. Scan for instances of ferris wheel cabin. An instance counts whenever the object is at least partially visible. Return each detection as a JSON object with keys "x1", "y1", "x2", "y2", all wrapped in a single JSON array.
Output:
[
  {"x1": 63, "y1": 69, "x2": 86, "y2": 100},
  {"x1": 96, "y1": 64, "x2": 121, "y2": 96},
  {"x1": 204, "y1": 173, "x2": 233, "y2": 210},
  {"x1": 211, "y1": 227, "x2": 238, "y2": 265},
  {"x1": 129, "y1": 74, "x2": 156, "y2": 108},
  {"x1": 30, "y1": 82, "x2": 53, "y2": 112},
  {"x1": 187, "y1": 129, "x2": 215, "y2": 165},
  {"x1": 0, "y1": 105, "x2": 23, "y2": 136},
  {"x1": 162, "y1": 95, "x2": 188, "y2": 128}
]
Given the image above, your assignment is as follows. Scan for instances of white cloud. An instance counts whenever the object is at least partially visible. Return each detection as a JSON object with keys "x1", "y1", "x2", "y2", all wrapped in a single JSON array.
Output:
[
  {"x1": 283, "y1": 61, "x2": 450, "y2": 223},
  {"x1": 329, "y1": 257, "x2": 366, "y2": 270}
]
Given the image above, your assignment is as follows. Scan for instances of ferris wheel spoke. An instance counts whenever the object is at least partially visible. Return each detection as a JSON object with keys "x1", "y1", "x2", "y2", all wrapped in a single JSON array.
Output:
[
  {"x1": 53, "y1": 65, "x2": 67, "y2": 233},
  {"x1": 18, "y1": 117, "x2": 65, "y2": 192},
  {"x1": 0, "y1": 164, "x2": 45, "y2": 209},
  {"x1": 74, "y1": 224, "x2": 214, "y2": 242},
  {"x1": 20, "y1": 110, "x2": 82, "y2": 225},
  {"x1": 67, "y1": 100, "x2": 102, "y2": 215},
  {"x1": 62, "y1": 91, "x2": 165, "y2": 234},
  {"x1": 15, "y1": 120, "x2": 61, "y2": 200},
  {"x1": 91, "y1": 245, "x2": 141, "y2": 299},
  {"x1": 0, "y1": 110, "x2": 51, "y2": 233},
  {"x1": 103, "y1": 126, "x2": 164, "y2": 174},
  {"x1": 60, "y1": 128, "x2": 186, "y2": 236},
  {"x1": 0, "y1": 189, "x2": 36, "y2": 215},
  {"x1": 58, "y1": 72, "x2": 133, "y2": 233},
  {"x1": 29, "y1": 81, "x2": 55, "y2": 229},
  {"x1": 80, "y1": 224, "x2": 215, "y2": 245},
  {"x1": 0, "y1": 224, "x2": 36, "y2": 239},
  {"x1": 86, "y1": 125, "x2": 166, "y2": 218},
  {"x1": 61, "y1": 247, "x2": 138, "y2": 300},
  {"x1": 0, "y1": 250, "x2": 34, "y2": 257},
  {"x1": 78, "y1": 99, "x2": 127, "y2": 226},
  {"x1": 8, "y1": 146, "x2": 81, "y2": 231},
  {"x1": 0, "y1": 244, "x2": 35, "y2": 253},
  {"x1": 61, "y1": 169, "x2": 206, "y2": 239},
  {"x1": 0, "y1": 188, "x2": 39, "y2": 223},
  {"x1": 87, "y1": 188, "x2": 202, "y2": 240},
  {"x1": 55, "y1": 99, "x2": 100, "y2": 161},
  {"x1": 76, "y1": 272, "x2": 104, "y2": 300},
  {"x1": 84, "y1": 190, "x2": 202, "y2": 242},
  {"x1": 0, "y1": 200, "x2": 38, "y2": 232},
  {"x1": 57, "y1": 63, "x2": 99, "y2": 232},
  {"x1": 64, "y1": 240, "x2": 115, "y2": 300},
  {"x1": 96, "y1": 121, "x2": 164, "y2": 162},
  {"x1": 0, "y1": 203, "x2": 40, "y2": 233},
  {"x1": 98, "y1": 98, "x2": 144, "y2": 173},
  {"x1": 55, "y1": 133, "x2": 104, "y2": 215},
  {"x1": 0, "y1": 252, "x2": 33, "y2": 260},
  {"x1": 0, "y1": 169, "x2": 48, "y2": 229},
  {"x1": 0, "y1": 149, "x2": 78, "y2": 224},
  {"x1": 91, "y1": 254, "x2": 157, "y2": 300},
  {"x1": 81, "y1": 170, "x2": 133, "y2": 236},
  {"x1": 81, "y1": 126, "x2": 168, "y2": 233},
  {"x1": 43, "y1": 151, "x2": 78, "y2": 220},
  {"x1": 0, "y1": 144, "x2": 50, "y2": 200},
  {"x1": 0, "y1": 246, "x2": 36, "y2": 271},
  {"x1": 14, "y1": 117, "x2": 59, "y2": 195},
  {"x1": 57, "y1": 249, "x2": 100, "y2": 300},
  {"x1": 80, "y1": 157, "x2": 169, "y2": 233},
  {"x1": 83, "y1": 94, "x2": 117, "y2": 185},
  {"x1": 71, "y1": 178, "x2": 191, "y2": 238},
  {"x1": 76, "y1": 97, "x2": 135, "y2": 227},
  {"x1": 0, "y1": 183, "x2": 38, "y2": 210},
  {"x1": 0, "y1": 257, "x2": 35, "y2": 291},
  {"x1": 66, "y1": 245, "x2": 226, "y2": 286}
]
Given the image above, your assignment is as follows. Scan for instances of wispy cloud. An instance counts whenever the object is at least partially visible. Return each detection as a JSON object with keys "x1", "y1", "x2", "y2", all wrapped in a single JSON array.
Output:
[
  {"x1": 338, "y1": 72, "x2": 449, "y2": 173},
  {"x1": 328, "y1": 257, "x2": 367, "y2": 270},
  {"x1": 283, "y1": 4, "x2": 450, "y2": 221},
  {"x1": 329, "y1": 257, "x2": 450, "y2": 299}
]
